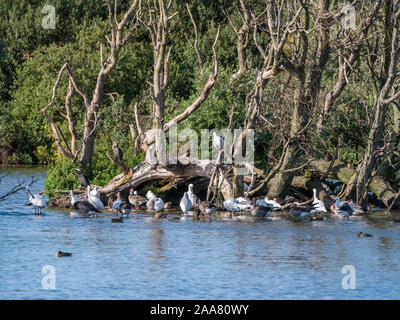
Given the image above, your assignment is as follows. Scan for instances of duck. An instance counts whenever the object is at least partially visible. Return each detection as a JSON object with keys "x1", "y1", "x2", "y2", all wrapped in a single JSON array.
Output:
[
  {"x1": 26, "y1": 186, "x2": 47, "y2": 214},
  {"x1": 70, "y1": 190, "x2": 99, "y2": 217},
  {"x1": 154, "y1": 211, "x2": 168, "y2": 219},
  {"x1": 223, "y1": 199, "x2": 241, "y2": 212},
  {"x1": 180, "y1": 192, "x2": 192, "y2": 215},
  {"x1": 87, "y1": 186, "x2": 104, "y2": 210},
  {"x1": 312, "y1": 188, "x2": 327, "y2": 213},
  {"x1": 187, "y1": 184, "x2": 198, "y2": 206},
  {"x1": 331, "y1": 196, "x2": 354, "y2": 217},
  {"x1": 56, "y1": 251, "x2": 72, "y2": 257},
  {"x1": 111, "y1": 217, "x2": 124, "y2": 223},
  {"x1": 128, "y1": 189, "x2": 147, "y2": 208},
  {"x1": 198, "y1": 201, "x2": 217, "y2": 218},
  {"x1": 358, "y1": 232, "x2": 373, "y2": 238},
  {"x1": 251, "y1": 198, "x2": 272, "y2": 218}
]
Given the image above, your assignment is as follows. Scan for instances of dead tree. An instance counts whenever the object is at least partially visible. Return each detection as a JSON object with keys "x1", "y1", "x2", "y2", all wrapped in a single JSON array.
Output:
[
  {"x1": 43, "y1": 0, "x2": 142, "y2": 170},
  {"x1": 344, "y1": 0, "x2": 400, "y2": 207}
]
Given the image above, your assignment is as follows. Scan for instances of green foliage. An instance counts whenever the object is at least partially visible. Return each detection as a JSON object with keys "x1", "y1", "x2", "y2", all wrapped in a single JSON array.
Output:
[{"x1": 44, "y1": 158, "x2": 79, "y2": 197}]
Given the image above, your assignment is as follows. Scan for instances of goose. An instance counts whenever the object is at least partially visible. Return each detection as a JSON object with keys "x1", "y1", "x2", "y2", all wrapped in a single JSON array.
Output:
[
  {"x1": 187, "y1": 184, "x2": 198, "y2": 206},
  {"x1": 128, "y1": 189, "x2": 147, "y2": 208},
  {"x1": 331, "y1": 196, "x2": 354, "y2": 217},
  {"x1": 56, "y1": 251, "x2": 72, "y2": 257},
  {"x1": 70, "y1": 190, "x2": 99, "y2": 216},
  {"x1": 263, "y1": 197, "x2": 282, "y2": 210},
  {"x1": 251, "y1": 198, "x2": 273, "y2": 218},
  {"x1": 180, "y1": 192, "x2": 192, "y2": 215},
  {"x1": 212, "y1": 131, "x2": 224, "y2": 152},
  {"x1": 223, "y1": 199, "x2": 241, "y2": 212},
  {"x1": 198, "y1": 201, "x2": 217, "y2": 218},
  {"x1": 312, "y1": 188, "x2": 327, "y2": 213},
  {"x1": 358, "y1": 232, "x2": 373, "y2": 238},
  {"x1": 26, "y1": 186, "x2": 47, "y2": 214},
  {"x1": 87, "y1": 186, "x2": 104, "y2": 210}
]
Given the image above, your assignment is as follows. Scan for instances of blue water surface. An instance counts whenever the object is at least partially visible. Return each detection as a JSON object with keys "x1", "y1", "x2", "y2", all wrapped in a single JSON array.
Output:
[{"x1": 1, "y1": 167, "x2": 400, "y2": 299}]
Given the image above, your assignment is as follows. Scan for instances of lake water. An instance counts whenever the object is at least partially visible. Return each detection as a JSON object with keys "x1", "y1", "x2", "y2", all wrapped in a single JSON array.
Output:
[{"x1": 1, "y1": 167, "x2": 400, "y2": 299}]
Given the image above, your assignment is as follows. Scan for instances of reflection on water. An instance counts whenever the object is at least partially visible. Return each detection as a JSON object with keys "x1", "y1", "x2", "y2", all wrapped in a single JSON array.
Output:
[{"x1": 1, "y1": 167, "x2": 400, "y2": 299}]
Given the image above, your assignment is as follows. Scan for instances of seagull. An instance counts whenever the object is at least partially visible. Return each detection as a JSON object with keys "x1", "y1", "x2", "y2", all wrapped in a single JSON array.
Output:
[
  {"x1": 112, "y1": 141, "x2": 123, "y2": 162},
  {"x1": 146, "y1": 190, "x2": 158, "y2": 201},
  {"x1": 212, "y1": 131, "x2": 224, "y2": 152},
  {"x1": 235, "y1": 197, "x2": 252, "y2": 211},
  {"x1": 198, "y1": 201, "x2": 217, "y2": 219},
  {"x1": 187, "y1": 184, "x2": 197, "y2": 207},
  {"x1": 312, "y1": 188, "x2": 327, "y2": 213},
  {"x1": 147, "y1": 197, "x2": 164, "y2": 212},
  {"x1": 26, "y1": 186, "x2": 47, "y2": 214},
  {"x1": 70, "y1": 190, "x2": 99, "y2": 217},
  {"x1": 263, "y1": 197, "x2": 282, "y2": 210},
  {"x1": 87, "y1": 186, "x2": 104, "y2": 210},
  {"x1": 112, "y1": 193, "x2": 123, "y2": 212},
  {"x1": 180, "y1": 192, "x2": 192, "y2": 215},
  {"x1": 223, "y1": 199, "x2": 241, "y2": 212},
  {"x1": 128, "y1": 189, "x2": 147, "y2": 208},
  {"x1": 75, "y1": 168, "x2": 89, "y2": 188},
  {"x1": 89, "y1": 186, "x2": 100, "y2": 199}
]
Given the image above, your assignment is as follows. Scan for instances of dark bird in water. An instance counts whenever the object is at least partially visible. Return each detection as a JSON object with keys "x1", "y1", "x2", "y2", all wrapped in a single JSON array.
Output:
[
  {"x1": 56, "y1": 251, "x2": 72, "y2": 257},
  {"x1": 112, "y1": 141, "x2": 123, "y2": 162},
  {"x1": 198, "y1": 201, "x2": 217, "y2": 219},
  {"x1": 358, "y1": 232, "x2": 373, "y2": 238},
  {"x1": 251, "y1": 198, "x2": 272, "y2": 219},
  {"x1": 75, "y1": 168, "x2": 89, "y2": 188},
  {"x1": 154, "y1": 211, "x2": 168, "y2": 219},
  {"x1": 70, "y1": 190, "x2": 99, "y2": 217},
  {"x1": 111, "y1": 217, "x2": 124, "y2": 223}
]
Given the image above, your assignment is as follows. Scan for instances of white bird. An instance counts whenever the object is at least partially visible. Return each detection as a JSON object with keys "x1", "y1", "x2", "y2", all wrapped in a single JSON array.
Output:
[
  {"x1": 26, "y1": 186, "x2": 47, "y2": 214},
  {"x1": 112, "y1": 193, "x2": 123, "y2": 211},
  {"x1": 256, "y1": 199, "x2": 274, "y2": 209},
  {"x1": 147, "y1": 197, "x2": 164, "y2": 212},
  {"x1": 212, "y1": 131, "x2": 224, "y2": 152},
  {"x1": 235, "y1": 197, "x2": 252, "y2": 210},
  {"x1": 187, "y1": 184, "x2": 197, "y2": 206},
  {"x1": 146, "y1": 190, "x2": 158, "y2": 201},
  {"x1": 69, "y1": 190, "x2": 82, "y2": 206},
  {"x1": 223, "y1": 199, "x2": 241, "y2": 212},
  {"x1": 263, "y1": 197, "x2": 282, "y2": 210},
  {"x1": 90, "y1": 187, "x2": 100, "y2": 199},
  {"x1": 312, "y1": 188, "x2": 327, "y2": 213},
  {"x1": 180, "y1": 192, "x2": 192, "y2": 215},
  {"x1": 87, "y1": 186, "x2": 104, "y2": 210}
]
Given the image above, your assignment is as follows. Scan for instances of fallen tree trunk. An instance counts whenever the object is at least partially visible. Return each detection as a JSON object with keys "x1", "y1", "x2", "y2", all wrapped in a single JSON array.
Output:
[{"x1": 310, "y1": 159, "x2": 400, "y2": 209}]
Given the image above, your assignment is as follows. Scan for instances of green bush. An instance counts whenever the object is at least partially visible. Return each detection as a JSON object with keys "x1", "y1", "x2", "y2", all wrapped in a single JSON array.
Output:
[{"x1": 44, "y1": 158, "x2": 79, "y2": 197}]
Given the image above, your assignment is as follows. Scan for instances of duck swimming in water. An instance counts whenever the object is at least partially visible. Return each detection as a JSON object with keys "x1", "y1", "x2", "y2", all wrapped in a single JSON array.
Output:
[
  {"x1": 358, "y1": 232, "x2": 373, "y2": 238},
  {"x1": 56, "y1": 251, "x2": 72, "y2": 257}
]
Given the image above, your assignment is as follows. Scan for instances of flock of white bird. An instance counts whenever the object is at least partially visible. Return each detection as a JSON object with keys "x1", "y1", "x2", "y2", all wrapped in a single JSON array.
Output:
[{"x1": 25, "y1": 174, "x2": 357, "y2": 220}]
